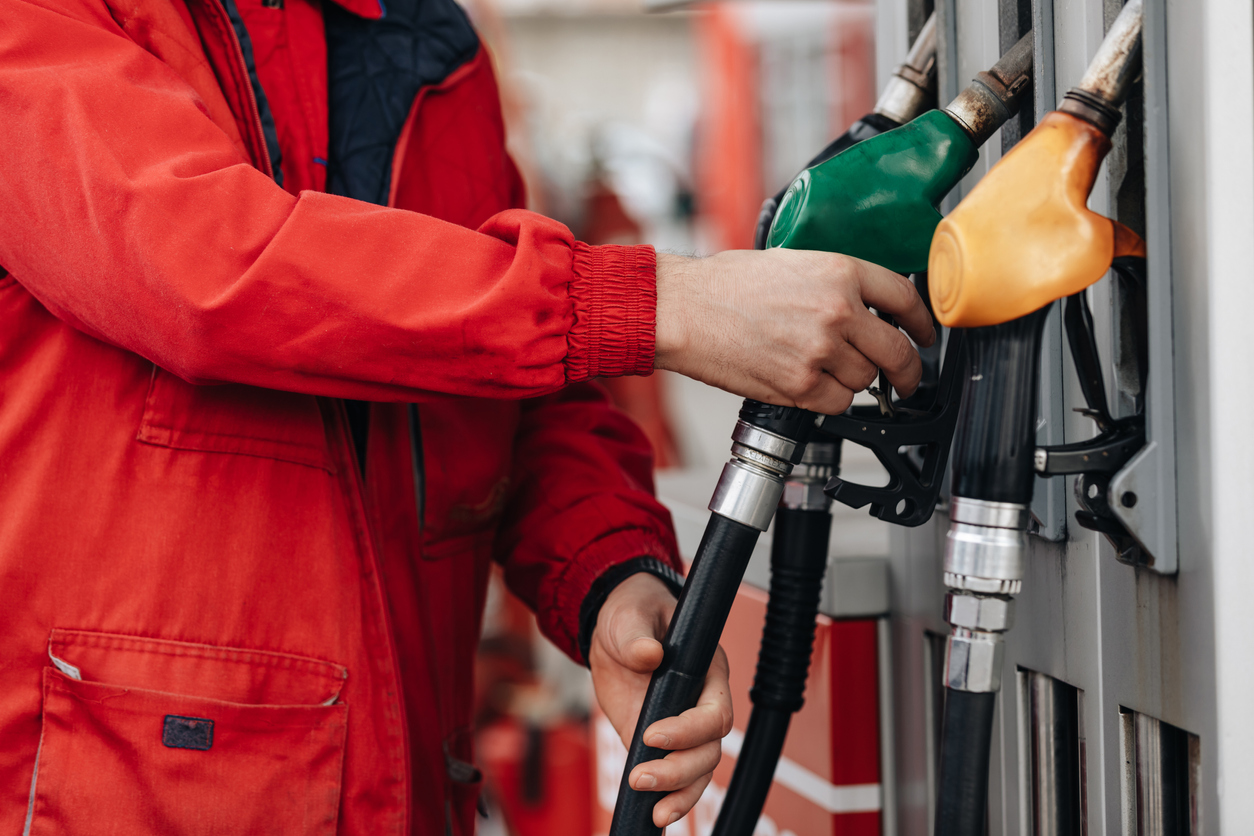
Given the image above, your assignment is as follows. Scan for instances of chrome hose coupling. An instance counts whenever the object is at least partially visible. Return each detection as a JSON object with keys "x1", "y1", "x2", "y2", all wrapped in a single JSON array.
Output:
[
  {"x1": 944, "y1": 29, "x2": 1034, "y2": 147},
  {"x1": 709, "y1": 420, "x2": 801, "y2": 531},
  {"x1": 1059, "y1": 0, "x2": 1142, "y2": 135},
  {"x1": 942, "y1": 497, "x2": 1029, "y2": 693},
  {"x1": 781, "y1": 441, "x2": 839, "y2": 512},
  {"x1": 874, "y1": 13, "x2": 938, "y2": 125}
]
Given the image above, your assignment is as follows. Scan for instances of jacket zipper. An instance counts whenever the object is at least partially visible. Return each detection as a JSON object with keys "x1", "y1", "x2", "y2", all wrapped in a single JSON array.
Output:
[
  {"x1": 327, "y1": 399, "x2": 413, "y2": 835},
  {"x1": 407, "y1": 404, "x2": 425, "y2": 536},
  {"x1": 207, "y1": 8, "x2": 410, "y2": 829}
]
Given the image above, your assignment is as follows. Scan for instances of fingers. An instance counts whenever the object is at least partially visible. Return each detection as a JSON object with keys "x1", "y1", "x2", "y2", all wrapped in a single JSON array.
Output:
[
  {"x1": 643, "y1": 648, "x2": 733, "y2": 751},
  {"x1": 853, "y1": 260, "x2": 936, "y2": 347},
  {"x1": 794, "y1": 371, "x2": 855, "y2": 415},
  {"x1": 630, "y1": 740, "x2": 722, "y2": 793},
  {"x1": 628, "y1": 647, "x2": 731, "y2": 825},
  {"x1": 845, "y1": 312, "x2": 924, "y2": 396},
  {"x1": 826, "y1": 341, "x2": 880, "y2": 393},
  {"x1": 653, "y1": 772, "x2": 713, "y2": 829}
]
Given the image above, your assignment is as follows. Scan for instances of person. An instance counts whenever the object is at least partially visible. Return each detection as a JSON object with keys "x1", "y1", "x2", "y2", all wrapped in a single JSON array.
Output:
[{"x1": 0, "y1": 0, "x2": 934, "y2": 832}]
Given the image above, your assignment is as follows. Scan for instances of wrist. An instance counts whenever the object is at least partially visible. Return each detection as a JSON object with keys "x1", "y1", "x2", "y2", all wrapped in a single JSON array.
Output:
[
  {"x1": 654, "y1": 252, "x2": 698, "y2": 372},
  {"x1": 578, "y1": 556, "x2": 686, "y2": 665}
]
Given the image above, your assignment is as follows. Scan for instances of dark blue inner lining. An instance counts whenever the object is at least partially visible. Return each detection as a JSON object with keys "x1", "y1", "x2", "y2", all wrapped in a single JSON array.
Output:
[
  {"x1": 219, "y1": 0, "x2": 285, "y2": 188},
  {"x1": 323, "y1": 0, "x2": 479, "y2": 205}
]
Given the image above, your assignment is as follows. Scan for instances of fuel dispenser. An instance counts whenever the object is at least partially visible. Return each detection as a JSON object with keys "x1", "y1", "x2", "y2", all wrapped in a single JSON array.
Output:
[
  {"x1": 609, "y1": 27, "x2": 1039, "y2": 836},
  {"x1": 924, "y1": 3, "x2": 1147, "y2": 835}
]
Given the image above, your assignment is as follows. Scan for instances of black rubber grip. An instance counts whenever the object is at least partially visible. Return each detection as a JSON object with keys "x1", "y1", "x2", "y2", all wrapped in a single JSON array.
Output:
[
  {"x1": 609, "y1": 514, "x2": 761, "y2": 835},
  {"x1": 935, "y1": 688, "x2": 997, "y2": 836},
  {"x1": 950, "y1": 306, "x2": 1052, "y2": 504},
  {"x1": 737, "y1": 401, "x2": 814, "y2": 461}
]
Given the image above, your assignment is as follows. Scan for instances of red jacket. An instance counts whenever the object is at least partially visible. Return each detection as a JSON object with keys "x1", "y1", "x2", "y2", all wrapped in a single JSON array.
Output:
[{"x1": 0, "y1": 0, "x2": 681, "y2": 833}]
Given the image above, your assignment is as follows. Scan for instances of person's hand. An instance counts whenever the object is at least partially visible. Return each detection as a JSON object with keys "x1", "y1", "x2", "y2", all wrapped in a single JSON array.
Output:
[
  {"x1": 654, "y1": 249, "x2": 936, "y2": 414},
  {"x1": 589, "y1": 572, "x2": 732, "y2": 829}
]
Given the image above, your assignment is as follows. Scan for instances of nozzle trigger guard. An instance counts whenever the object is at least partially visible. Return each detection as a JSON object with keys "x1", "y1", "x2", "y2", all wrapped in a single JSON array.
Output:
[{"x1": 820, "y1": 327, "x2": 966, "y2": 527}]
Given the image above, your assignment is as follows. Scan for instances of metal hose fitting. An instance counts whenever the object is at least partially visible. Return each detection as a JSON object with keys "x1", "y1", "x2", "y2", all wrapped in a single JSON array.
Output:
[
  {"x1": 709, "y1": 420, "x2": 800, "y2": 530},
  {"x1": 942, "y1": 497, "x2": 1028, "y2": 693},
  {"x1": 781, "y1": 441, "x2": 839, "y2": 511},
  {"x1": 1059, "y1": 0, "x2": 1142, "y2": 135},
  {"x1": 875, "y1": 12, "x2": 938, "y2": 125},
  {"x1": 944, "y1": 30, "x2": 1035, "y2": 147}
]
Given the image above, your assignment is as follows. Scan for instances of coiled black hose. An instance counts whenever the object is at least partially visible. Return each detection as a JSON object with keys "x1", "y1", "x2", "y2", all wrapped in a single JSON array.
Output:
[
  {"x1": 712, "y1": 507, "x2": 831, "y2": 836},
  {"x1": 935, "y1": 689, "x2": 996, "y2": 836}
]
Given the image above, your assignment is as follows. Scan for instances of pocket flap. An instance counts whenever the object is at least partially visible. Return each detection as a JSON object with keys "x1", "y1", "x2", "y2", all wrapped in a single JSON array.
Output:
[
  {"x1": 49, "y1": 629, "x2": 347, "y2": 706},
  {"x1": 137, "y1": 368, "x2": 334, "y2": 472}
]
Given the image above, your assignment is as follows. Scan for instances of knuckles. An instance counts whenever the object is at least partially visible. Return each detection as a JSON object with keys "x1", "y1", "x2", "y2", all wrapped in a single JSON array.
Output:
[{"x1": 820, "y1": 295, "x2": 858, "y2": 327}]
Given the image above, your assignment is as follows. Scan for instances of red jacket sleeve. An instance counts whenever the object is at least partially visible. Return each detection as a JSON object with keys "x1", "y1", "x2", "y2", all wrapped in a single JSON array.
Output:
[
  {"x1": 494, "y1": 383, "x2": 683, "y2": 662},
  {"x1": 0, "y1": 0, "x2": 655, "y2": 401}
]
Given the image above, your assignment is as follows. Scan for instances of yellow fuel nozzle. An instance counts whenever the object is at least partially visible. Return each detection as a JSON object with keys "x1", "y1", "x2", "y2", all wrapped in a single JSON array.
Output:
[
  {"x1": 929, "y1": 0, "x2": 1148, "y2": 328},
  {"x1": 927, "y1": 111, "x2": 1146, "y2": 329}
]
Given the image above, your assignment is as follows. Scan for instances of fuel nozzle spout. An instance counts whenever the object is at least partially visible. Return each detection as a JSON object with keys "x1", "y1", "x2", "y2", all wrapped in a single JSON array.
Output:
[
  {"x1": 765, "y1": 31, "x2": 1035, "y2": 272},
  {"x1": 1060, "y1": 0, "x2": 1143, "y2": 134},
  {"x1": 944, "y1": 29, "x2": 1035, "y2": 147},
  {"x1": 874, "y1": 13, "x2": 938, "y2": 124},
  {"x1": 927, "y1": 2, "x2": 1146, "y2": 330}
]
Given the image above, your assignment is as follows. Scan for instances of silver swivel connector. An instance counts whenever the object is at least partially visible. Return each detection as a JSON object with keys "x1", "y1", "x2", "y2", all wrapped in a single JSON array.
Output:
[
  {"x1": 941, "y1": 497, "x2": 1030, "y2": 693},
  {"x1": 708, "y1": 420, "x2": 802, "y2": 530},
  {"x1": 781, "y1": 441, "x2": 838, "y2": 512}
]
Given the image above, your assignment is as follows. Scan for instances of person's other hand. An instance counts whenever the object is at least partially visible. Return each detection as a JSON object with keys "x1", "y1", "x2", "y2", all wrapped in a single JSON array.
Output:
[
  {"x1": 589, "y1": 572, "x2": 732, "y2": 829},
  {"x1": 654, "y1": 249, "x2": 936, "y2": 415}
]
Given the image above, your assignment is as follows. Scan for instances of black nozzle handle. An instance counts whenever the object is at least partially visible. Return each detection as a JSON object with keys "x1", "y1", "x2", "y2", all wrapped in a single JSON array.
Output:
[
  {"x1": 935, "y1": 688, "x2": 997, "y2": 836},
  {"x1": 950, "y1": 306, "x2": 1052, "y2": 505},
  {"x1": 609, "y1": 514, "x2": 761, "y2": 835},
  {"x1": 822, "y1": 327, "x2": 966, "y2": 526}
]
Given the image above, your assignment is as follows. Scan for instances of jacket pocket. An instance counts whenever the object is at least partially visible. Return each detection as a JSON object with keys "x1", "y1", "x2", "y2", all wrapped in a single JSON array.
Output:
[
  {"x1": 26, "y1": 631, "x2": 349, "y2": 836},
  {"x1": 137, "y1": 366, "x2": 334, "y2": 472}
]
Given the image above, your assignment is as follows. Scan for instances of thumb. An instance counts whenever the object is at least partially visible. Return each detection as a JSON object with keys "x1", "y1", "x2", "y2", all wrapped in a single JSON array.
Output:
[{"x1": 605, "y1": 606, "x2": 666, "y2": 674}]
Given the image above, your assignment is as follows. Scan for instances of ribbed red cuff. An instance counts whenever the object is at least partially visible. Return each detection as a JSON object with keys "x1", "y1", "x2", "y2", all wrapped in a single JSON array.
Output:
[{"x1": 566, "y1": 242, "x2": 657, "y2": 382}]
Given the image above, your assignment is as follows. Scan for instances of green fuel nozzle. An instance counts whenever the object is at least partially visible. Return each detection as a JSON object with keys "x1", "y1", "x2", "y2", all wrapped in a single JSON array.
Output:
[
  {"x1": 753, "y1": 12, "x2": 938, "y2": 249},
  {"x1": 765, "y1": 29, "x2": 1035, "y2": 274}
]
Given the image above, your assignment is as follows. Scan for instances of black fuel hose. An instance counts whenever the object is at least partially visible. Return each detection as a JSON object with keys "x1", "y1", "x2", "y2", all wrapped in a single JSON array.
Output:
[
  {"x1": 936, "y1": 306, "x2": 1053, "y2": 836},
  {"x1": 935, "y1": 689, "x2": 997, "y2": 836},
  {"x1": 610, "y1": 514, "x2": 761, "y2": 834},
  {"x1": 611, "y1": 402, "x2": 814, "y2": 835},
  {"x1": 711, "y1": 507, "x2": 831, "y2": 836}
]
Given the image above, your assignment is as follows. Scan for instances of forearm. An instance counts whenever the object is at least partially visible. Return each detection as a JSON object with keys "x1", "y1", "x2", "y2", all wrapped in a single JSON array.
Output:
[
  {"x1": 495, "y1": 384, "x2": 683, "y2": 660},
  {"x1": 0, "y1": 0, "x2": 657, "y2": 401}
]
